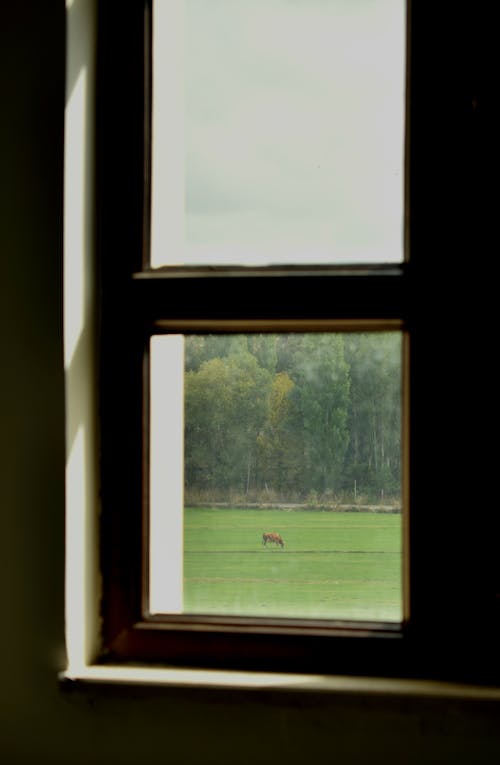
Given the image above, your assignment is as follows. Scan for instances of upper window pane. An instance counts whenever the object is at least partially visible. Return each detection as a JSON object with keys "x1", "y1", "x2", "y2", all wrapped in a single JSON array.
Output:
[{"x1": 151, "y1": 0, "x2": 406, "y2": 267}]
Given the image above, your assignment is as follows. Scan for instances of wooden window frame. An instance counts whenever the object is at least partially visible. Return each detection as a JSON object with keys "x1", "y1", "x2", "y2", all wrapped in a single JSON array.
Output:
[{"x1": 96, "y1": 1, "x2": 496, "y2": 681}]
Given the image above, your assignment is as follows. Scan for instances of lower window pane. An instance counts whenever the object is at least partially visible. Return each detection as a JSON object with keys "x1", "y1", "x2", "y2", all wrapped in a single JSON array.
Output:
[{"x1": 149, "y1": 332, "x2": 404, "y2": 623}]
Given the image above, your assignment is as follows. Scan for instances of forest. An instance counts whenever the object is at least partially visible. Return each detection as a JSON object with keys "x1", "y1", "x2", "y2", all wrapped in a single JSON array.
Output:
[{"x1": 184, "y1": 332, "x2": 402, "y2": 507}]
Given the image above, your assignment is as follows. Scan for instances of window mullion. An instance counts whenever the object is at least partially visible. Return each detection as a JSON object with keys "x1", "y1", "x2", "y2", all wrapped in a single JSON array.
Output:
[{"x1": 129, "y1": 268, "x2": 410, "y2": 325}]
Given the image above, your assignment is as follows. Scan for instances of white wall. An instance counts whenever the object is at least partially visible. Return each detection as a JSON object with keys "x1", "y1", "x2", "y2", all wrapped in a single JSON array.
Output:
[{"x1": 1, "y1": 3, "x2": 500, "y2": 764}]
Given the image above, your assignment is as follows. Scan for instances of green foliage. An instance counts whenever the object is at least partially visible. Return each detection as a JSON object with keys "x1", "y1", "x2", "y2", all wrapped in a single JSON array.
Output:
[
  {"x1": 184, "y1": 333, "x2": 402, "y2": 502},
  {"x1": 256, "y1": 372, "x2": 304, "y2": 495},
  {"x1": 185, "y1": 350, "x2": 272, "y2": 493},
  {"x1": 291, "y1": 334, "x2": 350, "y2": 494},
  {"x1": 343, "y1": 333, "x2": 401, "y2": 497}
]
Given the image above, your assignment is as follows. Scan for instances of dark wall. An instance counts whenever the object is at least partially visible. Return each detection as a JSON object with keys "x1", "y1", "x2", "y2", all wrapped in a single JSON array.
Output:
[{"x1": 1, "y1": 3, "x2": 500, "y2": 764}]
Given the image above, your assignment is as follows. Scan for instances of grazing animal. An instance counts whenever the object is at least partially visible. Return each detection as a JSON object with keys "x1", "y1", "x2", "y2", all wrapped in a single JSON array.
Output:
[{"x1": 262, "y1": 532, "x2": 285, "y2": 548}]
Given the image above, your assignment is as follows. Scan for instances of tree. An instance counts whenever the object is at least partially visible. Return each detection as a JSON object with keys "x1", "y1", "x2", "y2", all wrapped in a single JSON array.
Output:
[
  {"x1": 291, "y1": 334, "x2": 350, "y2": 495},
  {"x1": 184, "y1": 348, "x2": 272, "y2": 497},
  {"x1": 343, "y1": 333, "x2": 401, "y2": 498},
  {"x1": 256, "y1": 371, "x2": 303, "y2": 496},
  {"x1": 184, "y1": 332, "x2": 402, "y2": 503}
]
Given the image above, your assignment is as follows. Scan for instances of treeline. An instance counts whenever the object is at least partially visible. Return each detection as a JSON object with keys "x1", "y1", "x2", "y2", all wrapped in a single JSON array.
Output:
[{"x1": 184, "y1": 333, "x2": 401, "y2": 504}]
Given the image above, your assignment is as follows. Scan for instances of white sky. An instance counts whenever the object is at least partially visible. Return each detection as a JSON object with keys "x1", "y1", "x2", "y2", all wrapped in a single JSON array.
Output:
[{"x1": 152, "y1": 0, "x2": 406, "y2": 266}]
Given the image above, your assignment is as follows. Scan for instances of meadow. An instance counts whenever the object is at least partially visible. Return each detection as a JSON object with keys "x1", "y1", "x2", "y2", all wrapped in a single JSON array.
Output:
[{"x1": 184, "y1": 507, "x2": 402, "y2": 622}]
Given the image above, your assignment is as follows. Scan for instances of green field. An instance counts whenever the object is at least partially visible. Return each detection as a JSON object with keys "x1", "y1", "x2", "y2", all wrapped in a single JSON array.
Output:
[{"x1": 184, "y1": 507, "x2": 402, "y2": 622}]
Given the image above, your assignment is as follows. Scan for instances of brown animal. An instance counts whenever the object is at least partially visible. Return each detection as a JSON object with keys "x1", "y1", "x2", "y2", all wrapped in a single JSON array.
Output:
[{"x1": 262, "y1": 532, "x2": 285, "y2": 548}]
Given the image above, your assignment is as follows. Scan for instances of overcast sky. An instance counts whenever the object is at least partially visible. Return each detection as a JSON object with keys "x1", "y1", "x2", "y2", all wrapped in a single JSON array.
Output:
[{"x1": 153, "y1": 0, "x2": 406, "y2": 266}]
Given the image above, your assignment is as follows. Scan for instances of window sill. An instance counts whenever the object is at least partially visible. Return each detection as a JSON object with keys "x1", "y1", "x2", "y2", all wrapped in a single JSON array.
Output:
[{"x1": 60, "y1": 665, "x2": 500, "y2": 701}]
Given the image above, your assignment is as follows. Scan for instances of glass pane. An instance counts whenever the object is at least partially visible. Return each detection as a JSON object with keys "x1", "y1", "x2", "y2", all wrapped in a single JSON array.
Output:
[
  {"x1": 149, "y1": 332, "x2": 404, "y2": 622},
  {"x1": 151, "y1": 0, "x2": 406, "y2": 267}
]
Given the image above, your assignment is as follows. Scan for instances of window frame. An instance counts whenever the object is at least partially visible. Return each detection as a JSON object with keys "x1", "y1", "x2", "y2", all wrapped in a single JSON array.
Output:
[{"x1": 96, "y1": 0, "x2": 496, "y2": 681}]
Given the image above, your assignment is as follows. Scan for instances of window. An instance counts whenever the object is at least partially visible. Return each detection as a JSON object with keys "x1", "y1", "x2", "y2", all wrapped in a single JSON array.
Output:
[
  {"x1": 96, "y1": 1, "x2": 496, "y2": 680},
  {"x1": 150, "y1": 0, "x2": 406, "y2": 267},
  {"x1": 149, "y1": 329, "x2": 405, "y2": 624}
]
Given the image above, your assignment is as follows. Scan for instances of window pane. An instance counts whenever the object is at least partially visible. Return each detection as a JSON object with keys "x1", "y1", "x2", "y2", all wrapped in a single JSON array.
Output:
[
  {"x1": 149, "y1": 332, "x2": 404, "y2": 622},
  {"x1": 151, "y1": 0, "x2": 406, "y2": 267}
]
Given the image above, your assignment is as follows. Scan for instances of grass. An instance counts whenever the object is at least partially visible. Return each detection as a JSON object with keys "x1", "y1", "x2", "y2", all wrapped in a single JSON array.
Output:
[{"x1": 184, "y1": 507, "x2": 402, "y2": 622}]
